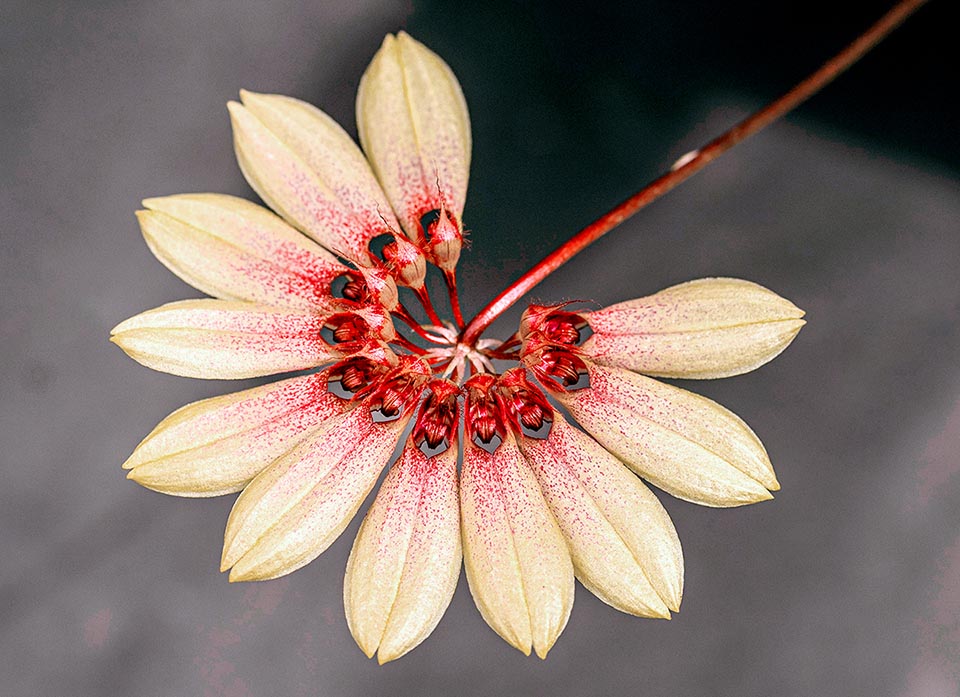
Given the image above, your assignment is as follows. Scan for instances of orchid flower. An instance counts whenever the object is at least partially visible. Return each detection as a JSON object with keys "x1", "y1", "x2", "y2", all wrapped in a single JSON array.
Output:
[{"x1": 112, "y1": 1, "x2": 925, "y2": 663}]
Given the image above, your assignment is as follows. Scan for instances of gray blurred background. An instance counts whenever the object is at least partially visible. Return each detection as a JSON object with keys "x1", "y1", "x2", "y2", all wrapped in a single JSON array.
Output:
[{"x1": 2, "y1": 1, "x2": 958, "y2": 695}]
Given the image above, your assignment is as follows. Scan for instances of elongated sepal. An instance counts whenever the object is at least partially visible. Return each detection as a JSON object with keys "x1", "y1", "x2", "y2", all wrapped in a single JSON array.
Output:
[
  {"x1": 460, "y1": 434, "x2": 574, "y2": 658},
  {"x1": 228, "y1": 92, "x2": 397, "y2": 263},
  {"x1": 518, "y1": 411, "x2": 682, "y2": 616},
  {"x1": 344, "y1": 436, "x2": 461, "y2": 663},
  {"x1": 111, "y1": 299, "x2": 336, "y2": 379},
  {"x1": 125, "y1": 371, "x2": 352, "y2": 496},
  {"x1": 583, "y1": 278, "x2": 805, "y2": 379},
  {"x1": 221, "y1": 407, "x2": 411, "y2": 582},
  {"x1": 357, "y1": 32, "x2": 471, "y2": 243},
  {"x1": 547, "y1": 360, "x2": 778, "y2": 507},
  {"x1": 138, "y1": 194, "x2": 348, "y2": 309}
]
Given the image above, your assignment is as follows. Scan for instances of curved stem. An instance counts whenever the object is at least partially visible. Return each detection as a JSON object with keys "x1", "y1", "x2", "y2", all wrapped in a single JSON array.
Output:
[
  {"x1": 390, "y1": 335, "x2": 427, "y2": 355},
  {"x1": 443, "y1": 270, "x2": 465, "y2": 329},
  {"x1": 461, "y1": 0, "x2": 928, "y2": 346},
  {"x1": 392, "y1": 307, "x2": 447, "y2": 344},
  {"x1": 413, "y1": 285, "x2": 443, "y2": 326}
]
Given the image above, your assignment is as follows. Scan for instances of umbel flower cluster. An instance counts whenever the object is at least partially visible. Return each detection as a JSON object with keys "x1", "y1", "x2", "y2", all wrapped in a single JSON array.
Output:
[{"x1": 112, "y1": 33, "x2": 804, "y2": 662}]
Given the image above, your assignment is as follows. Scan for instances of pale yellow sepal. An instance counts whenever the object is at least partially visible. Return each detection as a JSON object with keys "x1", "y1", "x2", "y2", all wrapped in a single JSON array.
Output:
[
  {"x1": 519, "y1": 412, "x2": 682, "y2": 616},
  {"x1": 222, "y1": 409, "x2": 410, "y2": 582},
  {"x1": 553, "y1": 361, "x2": 778, "y2": 507},
  {"x1": 124, "y1": 372, "x2": 351, "y2": 497},
  {"x1": 583, "y1": 278, "x2": 805, "y2": 379},
  {"x1": 344, "y1": 439, "x2": 461, "y2": 663},
  {"x1": 228, "y1": 93, "x2": 396, "y2": 264},
  {"x1": 111, "y1": 298, "x2": 335, "y2": 380},
  {"x1": 460, "y1": 435, "x2": 574, "y2": 658},
  {"x1": 357, "y1": 32, "x2": 471, "y2": 241},
  {"x1": 138, "y1": 193, "x2": 350, "y2": 310}
]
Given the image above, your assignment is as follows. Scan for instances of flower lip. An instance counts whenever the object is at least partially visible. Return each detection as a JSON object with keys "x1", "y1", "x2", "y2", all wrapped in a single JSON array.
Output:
[
  {"x1": 374, "y1": 231, "x2": 427, "y2": 290},
  {"x1": 519, "y1": 302, "x2": 589, "y2": 347},
  {"x1": 363, "y1": 355, "x2": 431, "y2": 421},
  {"x1": 412, "y1": 379, "x2": 461, "y2": 454},
  {"x1": 463, "y1": 373, "x2": 508, "y2": 450},
  {"x1": 523, "y1": 345, "x2": 591, "y2": 392},
  {"x1": 497, "y1": 368, "x2": 553, "y2": 439},
  {"x1": 327, "y1": 355, "x2": 386, "y2": 398},
  {"x1": 423, "y1": 204, "x2": 463, "y2": 272},
  {"x1": 321, "y1": 306, "x2": 396, "y2": 351}
]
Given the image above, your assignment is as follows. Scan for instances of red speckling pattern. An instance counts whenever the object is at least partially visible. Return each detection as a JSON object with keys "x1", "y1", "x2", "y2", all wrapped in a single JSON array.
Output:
[
  {"x1": 518, "y1": 411, "x2": 682, "y2": 616},
  {"x1": 141, "y1": 194, "x2": 349, "y2": 310},
  {"x1": 125, "y1": 370, "x2": 354, "y2": 496},
  {"x1": 460, "y1": 433, "x2": 573, "y2": 656},
  {"x1": 224, "y1": 408, "x2": 413, "y2": 581},
  {"x1": 111, "y1": 299, "x2": 337, "y2": 379},
  {"x1": 550, "y1": 360, "x2": 776, "y2": 507},
  {"x1": 344, "y1": 435, "x2": 461, "y2": 659}
]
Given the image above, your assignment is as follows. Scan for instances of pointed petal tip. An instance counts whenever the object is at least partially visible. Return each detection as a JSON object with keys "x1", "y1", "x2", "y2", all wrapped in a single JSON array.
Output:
[
  {"x1": 238, "y1": 89, "x2": 276, "y2": 110},
  {"x1": 227, "y1": 565, "x2": 257, "y2": 582},
  {"x1": 352, "y1": 639, "x2": 376, "y2": 661}
]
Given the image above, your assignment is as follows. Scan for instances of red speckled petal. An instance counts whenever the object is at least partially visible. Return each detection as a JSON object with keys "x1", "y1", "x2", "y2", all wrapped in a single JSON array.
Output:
[
  {"x1": 110, "y1": 299, "x2": 335, "y2": 379},
  {"x1": 344, "y1": 437, "x2": 460, "y2": 663},
  {"x1": 518, "y1": 411, "x2": 682, "y2": 616},
  {"x1": 460, "y1": 434, "x2": 573, "y2": 658},
  {"x1": 228, "y1": 95, "x2": 395, "y2": 264},
  {"x1": 583, "y1": 278, "x2": 805, "y2": 379},
  {"x1": 549, "y1": 361, "x2": 779, "y2": 507},
  {"x1": 222, "y1": 408, "x2": 410, "y2": 581},
  {"x1": 357, "y1": 32, "x2": 471, "y2": 242},
  {"x1": 124, "y1": 370, "x2": 352, "y2": 497},
  {"x1": 138, "y1": 194, "x2": 350, "y2": 310}
]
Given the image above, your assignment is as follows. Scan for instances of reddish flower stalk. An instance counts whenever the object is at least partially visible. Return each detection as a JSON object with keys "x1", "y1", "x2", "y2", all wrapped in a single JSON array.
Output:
[{"x1": 460, "y1": 0, "x2": 929, "y2": 347}]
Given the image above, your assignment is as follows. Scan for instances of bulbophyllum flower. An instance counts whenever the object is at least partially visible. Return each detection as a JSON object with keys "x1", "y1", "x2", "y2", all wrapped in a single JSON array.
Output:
[{"x1": 112, "y1": 30, "x2": 807, "y2": 661}]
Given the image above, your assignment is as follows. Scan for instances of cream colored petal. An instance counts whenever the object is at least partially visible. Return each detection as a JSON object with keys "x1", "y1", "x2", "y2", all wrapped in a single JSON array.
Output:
[
  {"x1": 110, "y1": 299, "x2": 335, "y2": 379},
  {"x1": 344, "y1": 438, "x2": 460, "y2": 663},
  {"x1": 229, "y1": 94, "x2": 397, "y2": 263},
  {"x1": 222, "y1": 408, "x2": 410, "y2": 582},
  {"x1": 583, "y1": 278, "x2": 805, "y2": 379},
  {"x1": 139, "y1": 193, "x2": 352, "y2": 310},
  {"x1": 357, "y1": 32, "x2": 471, "y2": 242},
  {"x1": 125, "y1": 371, "x2": 351, "y2": 497},
  {"x1": 460, "y1": 435, "x2": 573, "y2": 658},
  {"x1": 519, "y1": 411, "x2": 682, "y2": 616},
  {"x1": 550, "y1": 361, "x2": 778, "y2": 507}
]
